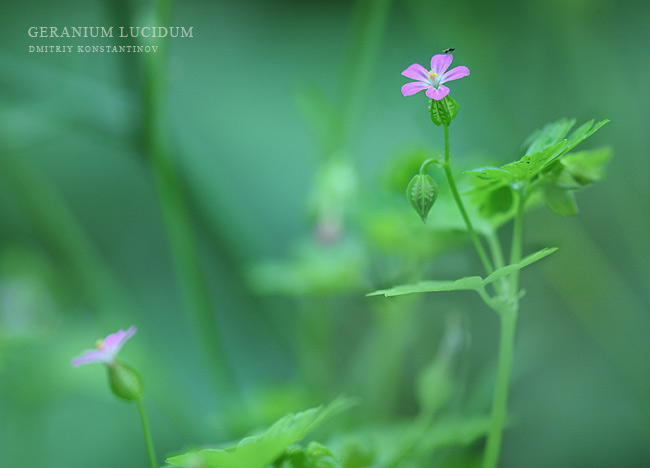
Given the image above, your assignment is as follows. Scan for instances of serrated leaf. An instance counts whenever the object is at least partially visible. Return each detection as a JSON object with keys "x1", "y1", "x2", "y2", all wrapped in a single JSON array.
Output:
[
  {"x1": 543, "y1": 119, "x2": 610, "y2": 167},
  {"x1": 501, "y1": 141, "x2": 565, "y2": 180},
  {"x1": 367, "y1": 247, "x2": 557, "y2": 298},
  {"x1": 524, "y1": 118, "x2": 575, "y2": 155},
  {"x1": 543, "y1": 184, "x2": 578, "y2": 216},
  {"x1": 165, "y1": 399, "x2": 353, "y2": 468}
]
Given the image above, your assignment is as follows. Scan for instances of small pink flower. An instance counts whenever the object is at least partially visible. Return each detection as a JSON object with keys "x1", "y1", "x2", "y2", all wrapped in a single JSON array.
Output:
[
  {"x1": 72, "y1": 326, "x2": 137, "y2": 367},
  {"x1": 401, "y1": 54, "x2": 470, "y2": 100}
]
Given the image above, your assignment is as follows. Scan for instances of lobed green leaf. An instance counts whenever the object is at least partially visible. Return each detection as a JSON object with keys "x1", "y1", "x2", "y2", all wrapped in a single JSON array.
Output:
[
  {"x1": 367, "y1": 247, "x2": 557, "y2": 298},
  {"x1": 165, "y1": 398, "x2": 353, "y2": 468}
]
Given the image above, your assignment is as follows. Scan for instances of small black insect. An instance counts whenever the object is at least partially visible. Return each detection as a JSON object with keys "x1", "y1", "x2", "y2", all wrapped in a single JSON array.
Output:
[{"x1": 442, "y1": 48, "x2": 455, "y2": 54}]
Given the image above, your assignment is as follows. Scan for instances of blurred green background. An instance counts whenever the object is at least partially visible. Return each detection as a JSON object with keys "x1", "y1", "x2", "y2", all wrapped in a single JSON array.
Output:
[{"x1": 1, "y1": 0, "x2": 649, "y2": 467}]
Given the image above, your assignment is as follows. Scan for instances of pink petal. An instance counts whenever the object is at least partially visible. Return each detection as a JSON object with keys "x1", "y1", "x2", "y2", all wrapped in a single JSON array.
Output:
[
  {"x1": 102, "y1": 326, "x2": 137, "y2": 353},
  {"x1": 441, "y1": 65, "x2": 470, "y2": 83},
  {"x1": 72, "y1": 350, "x2": 108, "y2": 367},
  {"x1": 401, "y1": 81, "x2": 431, "y2": 96},
  {"x1": 401, "y1": 63, "x2": 430, "y2": 81},
  {"x1": 431, "y1": 54, "x2": 453, "y2": 76},
  {"x1": 425, "y1": 85, "x2": 450, "y2": 100}
]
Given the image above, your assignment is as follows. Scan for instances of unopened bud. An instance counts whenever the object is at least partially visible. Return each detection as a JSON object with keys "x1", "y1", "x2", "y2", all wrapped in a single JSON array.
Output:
[
  {"x1": 407, "y1": 174, "x2": 439, "y2": 222},
  {"x1": 107, "y1": 361, "x2": 143, "y2": 401}
]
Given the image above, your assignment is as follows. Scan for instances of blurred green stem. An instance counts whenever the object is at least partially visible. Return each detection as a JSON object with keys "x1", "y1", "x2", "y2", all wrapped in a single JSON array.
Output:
[
  {"x1": 482, "y1": 188, "x2": 526, "y2": 468},
  {"x1": 136, "y1": 398, "x2": 157, "y2": 468},
  {"x1": 442, "y1": 123, "x2": 494, "y2": 274},
  {"x1": 339, "y1": 0, "x2": 393, "y2": 146},
  {"x1": 141, "y1": 0, "x2": 234, "y2": 393},
  {"x1": 482, "y1": 306, "x2": 517, "y2": 468}
]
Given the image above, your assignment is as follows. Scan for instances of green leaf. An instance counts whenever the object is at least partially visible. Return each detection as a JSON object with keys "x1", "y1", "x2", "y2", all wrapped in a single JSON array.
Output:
[
  {"x1": 367, "y1": 247, "x2": 557, "y2": 298},
  {"x1": 419, "y1": 416, "x2": 491, "y2": 452},
  {"x1": 464, "y1": 166, "x2": 514, "y2": 184},
  {"x1": 367, "y1": 276, "x2": 484, "y2": 297},
  {"x1": 429, "y1": 96, "x2": 459, "y2": 126},
  {"x1": 501, "y1": 141, "x2": 565, "y2": 181},
  {"x1": 543, "y1": 184, "x2": 578, "y2": 216},
  {"x1": 165, "y1": 399, "x2": 353, "y2": 468},
  {"x1": 524, "y1": 118, "x2": 575, "y2": 155},
  {"x1": 482, "y1": 247, "x2": 558, "y2": 285},
  {"x1": 406, "y1": 174, "x2": 438, "y2": 222},
  {"x1": 417, "y1": 359, "x2": 451, "y2": 416},
  {"x1": 560, "y1": 147, "x2": 613, "y2": 185},
  {"x1": 543, "y1": 119, "x2": 610, "y2": 167},
  {"x1": 479, "y1": 185, "x2": 514, "y2": 218}
]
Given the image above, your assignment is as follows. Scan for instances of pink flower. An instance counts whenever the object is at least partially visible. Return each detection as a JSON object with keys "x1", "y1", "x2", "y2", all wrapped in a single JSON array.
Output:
[
  {"x1": 401, "y1": 54, "x2": 470, "y2": 100},
  {"x1": 72, "y1": 326, "x2": 137, "y2": 367}
]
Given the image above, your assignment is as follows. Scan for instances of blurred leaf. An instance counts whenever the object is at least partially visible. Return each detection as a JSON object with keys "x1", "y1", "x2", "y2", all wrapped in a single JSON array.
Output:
[
  {"x1": 247, "y1": 240, "x2": 366, "y2": 296},
  {"x1": 367, "y1": 247, "x2": 557, "y2": 297},
  {"x1": 382, "y1": 147, "x2": 440, "y2": 194},
  {"x1": 478, "y1": 185, "x2": 514, "y2": 218},
  {"x1": 524, "y1": 118, "x2": 575, "y2": 155},
  {"x1": 560, "y1": 147, "x2": 613, "y2": 185},
  {"x1": 274, "y1": 442, "x2": 342, "y2": 468},
  {"x1": 417, "y1": 359, "x2": 451, "y2": 416},
  {"x1": 542, "y1": 184, "x2": 579, "y2": 217},
  {"x1": 166, "y1": 398, "x2": 353, "y2": 468},
  {"x1": 418, "y1": 416, "x2": 491, "y2": 452}
]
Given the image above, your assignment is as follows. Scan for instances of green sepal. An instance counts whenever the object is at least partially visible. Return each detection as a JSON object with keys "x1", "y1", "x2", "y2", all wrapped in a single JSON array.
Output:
[
  {"x1": 429, "y1": 96, "x2": 459, "y2": 126},
  {"x1": 107, "y1": 361, "x2": 143, "y2": 402},
  {"x1": 406, "y1": 174, "x2": 438, "y2": 222}
]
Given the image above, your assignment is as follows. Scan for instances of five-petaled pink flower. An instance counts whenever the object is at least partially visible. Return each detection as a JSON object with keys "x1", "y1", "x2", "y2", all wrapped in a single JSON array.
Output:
[
  {"x1": 401, "y1": 54, "x2": 470, "y2": 100},
  {"x1": 72, "y1": 326, "x2": 137, "y2": 367}
]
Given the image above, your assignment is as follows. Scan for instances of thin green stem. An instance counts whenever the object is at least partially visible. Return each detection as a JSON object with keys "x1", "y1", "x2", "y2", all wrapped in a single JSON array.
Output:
[
  {"x1": 482, "y1": 186, "x2": 526, "y2": 468},
  {"x1": 442, "y1": 124, "x2": 494, "y2": 274},
  {"x1": 136, "y1": 398, "x2": 157, "y2": 468},
  {"x1": 509, "y1": 187, "x2": 526, "y2": 295},
  {"x1": 486, "y1": 230, "x2": 508, "y2": 296},
  {"x1": 482, "y1": 307, "x2": 517, "y2": 468}
]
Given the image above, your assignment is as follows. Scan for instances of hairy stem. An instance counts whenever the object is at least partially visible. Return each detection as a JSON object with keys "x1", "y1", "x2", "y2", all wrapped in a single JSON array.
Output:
[{"x1": 442, "y1": 123, "x2": 494, "y2": 274}]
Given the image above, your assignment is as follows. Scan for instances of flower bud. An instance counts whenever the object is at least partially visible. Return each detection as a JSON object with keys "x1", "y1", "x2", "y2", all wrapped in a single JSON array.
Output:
[
  {"x1": 407, "y1": 174, "x2": 438, "y2": 222},
  {"x1": 107, "y1": 361, "x2": 143, "y2": 401}
]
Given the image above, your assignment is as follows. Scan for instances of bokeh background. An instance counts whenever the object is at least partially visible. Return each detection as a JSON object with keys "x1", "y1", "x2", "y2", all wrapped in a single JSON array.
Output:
[{"x1": 1, "y1": 0, "x2": 649, "y2": 467}]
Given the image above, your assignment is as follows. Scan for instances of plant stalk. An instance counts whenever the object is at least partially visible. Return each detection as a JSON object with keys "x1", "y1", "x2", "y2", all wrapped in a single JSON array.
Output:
[
  {"x1": 136, "y1": 398, "x2": 157, "y2": 468},
  {"x1": 482, "y1": 307, "x2": 517, "y2": 468},
  {"x1": 442, "y1": 123, "x2": 494, "y2": 274},
  {"x1": 482, "y1": 186, "x2": 526, "y2": 468}
]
